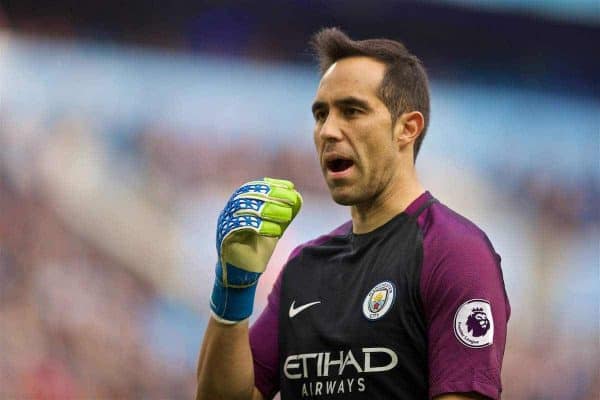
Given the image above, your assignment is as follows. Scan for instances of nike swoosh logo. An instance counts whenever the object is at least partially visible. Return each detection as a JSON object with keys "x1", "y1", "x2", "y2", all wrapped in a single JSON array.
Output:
[{"x1": 289, "y1": 300, "x2": 321, "y2": 318}]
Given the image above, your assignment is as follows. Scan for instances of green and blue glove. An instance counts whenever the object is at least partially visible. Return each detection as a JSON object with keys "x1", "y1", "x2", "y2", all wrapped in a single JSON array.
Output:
[{"x1": 210, "y1": 177, "x2": 302, "y2": 324}]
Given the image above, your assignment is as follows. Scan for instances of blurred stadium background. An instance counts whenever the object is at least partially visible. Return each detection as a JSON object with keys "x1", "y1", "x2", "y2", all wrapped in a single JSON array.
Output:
[{"x1": 0, "y1": 1, "x2": 598, "y2": 398}]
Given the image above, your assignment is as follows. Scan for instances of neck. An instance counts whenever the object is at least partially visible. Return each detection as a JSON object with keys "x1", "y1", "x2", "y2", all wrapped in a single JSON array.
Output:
[{"x1": 350, "y1": 167, "x2": 424, "y2": 234}]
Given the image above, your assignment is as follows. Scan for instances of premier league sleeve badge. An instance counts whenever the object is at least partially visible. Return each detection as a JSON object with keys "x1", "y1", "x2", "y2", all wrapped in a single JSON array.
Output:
[{"x1": 453, "y1": 299, "x2": 494, "y2": 348}]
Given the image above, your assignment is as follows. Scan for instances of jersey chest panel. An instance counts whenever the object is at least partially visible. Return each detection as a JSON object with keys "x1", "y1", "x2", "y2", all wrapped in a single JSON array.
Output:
[{"x1": 278, "y1": 217, "x2": 428, "y2": 399}]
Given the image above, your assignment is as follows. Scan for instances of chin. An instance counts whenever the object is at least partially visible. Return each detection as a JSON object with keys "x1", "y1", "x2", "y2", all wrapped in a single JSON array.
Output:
[
  {"x1": 331, "y1": 195, "x2": 355, "y2": 206},
  {"x1": 329, "y1": 187, "x2": 361, "y2": 206}
]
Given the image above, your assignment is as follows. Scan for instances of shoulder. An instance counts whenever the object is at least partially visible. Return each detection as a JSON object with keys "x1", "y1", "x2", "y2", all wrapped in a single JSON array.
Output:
[
  {"x1": 418, "y1": 198, "x2": 505, "y2": 308},
  {"x1": 286, "y1": 220, "x2": 352, "y2": 263},
  {"x1": 420, "y1": 199, "x2": 499, "y2": 263}
]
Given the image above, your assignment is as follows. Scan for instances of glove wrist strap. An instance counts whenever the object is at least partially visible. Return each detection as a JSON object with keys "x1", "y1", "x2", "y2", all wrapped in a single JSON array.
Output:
[{"x1": 210, "y1": 275, "x2": 258, "y2": 322}]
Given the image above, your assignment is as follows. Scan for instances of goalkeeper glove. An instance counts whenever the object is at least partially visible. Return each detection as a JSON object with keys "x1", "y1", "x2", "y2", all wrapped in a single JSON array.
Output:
[{"x1": 210, "y1": 177, "x2": 302, "y2": 323}]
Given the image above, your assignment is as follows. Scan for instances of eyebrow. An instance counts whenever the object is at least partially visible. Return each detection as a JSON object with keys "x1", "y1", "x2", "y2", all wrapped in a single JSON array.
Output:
[{"x1": 311, "y1": 96, "x2": 373, "y2": 115}]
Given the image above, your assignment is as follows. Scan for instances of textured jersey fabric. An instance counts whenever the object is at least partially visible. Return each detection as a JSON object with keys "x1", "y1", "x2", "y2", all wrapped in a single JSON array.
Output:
[{"x1": 250, "y1": 191, "x2": 510, "y2": 399}]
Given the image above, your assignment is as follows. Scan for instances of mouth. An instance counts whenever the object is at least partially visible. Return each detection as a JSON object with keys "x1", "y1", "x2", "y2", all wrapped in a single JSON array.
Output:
[
  {"x1": 326, "y1": 158, "x2": 354, "y2": 173},
  {"x1": 323, "y1": 152, "x2": 356, "y2": 179}
]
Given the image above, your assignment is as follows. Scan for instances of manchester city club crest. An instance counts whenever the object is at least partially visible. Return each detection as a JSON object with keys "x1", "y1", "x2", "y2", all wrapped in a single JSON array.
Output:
[
  {"x1": 453, "y1": 299, "x2": 494, "y2": 348},
  {"x1": 363, "y1": 281, "x2": 395, "y2": 320}
]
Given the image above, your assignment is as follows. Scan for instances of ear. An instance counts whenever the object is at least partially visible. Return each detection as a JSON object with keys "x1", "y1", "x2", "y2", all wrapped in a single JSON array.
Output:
[{"x1": 393, "y1": 111, "x2": 424, "y2": 148}]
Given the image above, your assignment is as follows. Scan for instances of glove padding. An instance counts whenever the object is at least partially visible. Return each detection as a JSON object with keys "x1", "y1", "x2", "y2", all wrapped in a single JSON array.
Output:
[{"x1": 210, "y1": 177, "x2": 302, "y2": 323}]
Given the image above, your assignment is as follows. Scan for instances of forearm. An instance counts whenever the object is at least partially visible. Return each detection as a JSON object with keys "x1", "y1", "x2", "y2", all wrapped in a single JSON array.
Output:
[{"x1": 196, "y1": 317, "x2": 258, "y2": 400}]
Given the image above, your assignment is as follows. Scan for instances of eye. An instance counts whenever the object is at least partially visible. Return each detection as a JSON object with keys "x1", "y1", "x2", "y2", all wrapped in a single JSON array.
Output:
[
  {"x1": 342, "y1": 107, "x2": 361, "y2": 118},
  {"x1": 313, "y1": 109, "x2": 328, "y2": 122}
]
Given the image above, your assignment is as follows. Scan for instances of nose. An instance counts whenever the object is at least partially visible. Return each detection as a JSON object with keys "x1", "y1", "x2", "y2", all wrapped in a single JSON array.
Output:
[{"x1": 316, "y1": 113, "x2": 344, "y2": 142}]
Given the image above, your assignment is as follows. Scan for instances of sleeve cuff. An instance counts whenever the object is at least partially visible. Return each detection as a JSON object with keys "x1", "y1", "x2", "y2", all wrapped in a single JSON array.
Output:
[{"x1": 430, "y1": 380, "x2": 501, "y2": 399}]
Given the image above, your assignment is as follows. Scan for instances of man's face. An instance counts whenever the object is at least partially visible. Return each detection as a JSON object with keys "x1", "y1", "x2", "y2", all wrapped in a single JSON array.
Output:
[{"x1": 312, "y1": 56, "x2": 399, "y2": 206}]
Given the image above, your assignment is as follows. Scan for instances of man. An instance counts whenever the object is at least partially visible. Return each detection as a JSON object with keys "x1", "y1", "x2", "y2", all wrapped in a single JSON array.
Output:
[{"x1": 197, "y1": 28, "x2": 510, "y2": 399}]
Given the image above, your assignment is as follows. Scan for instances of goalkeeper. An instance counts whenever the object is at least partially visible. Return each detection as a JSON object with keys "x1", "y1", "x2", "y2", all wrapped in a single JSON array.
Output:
[{"x1": 196, "y1": 28, "x2": 509, "y2": 400}]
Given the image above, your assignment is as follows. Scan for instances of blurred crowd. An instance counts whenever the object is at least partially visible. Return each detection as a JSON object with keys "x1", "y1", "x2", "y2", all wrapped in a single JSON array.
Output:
[
  {"x1": 0, "y1": 172, "x2": 196, "y2": 398},
  {"x1": 134, "y1": 126, "x2": 327, "y2": 207}
]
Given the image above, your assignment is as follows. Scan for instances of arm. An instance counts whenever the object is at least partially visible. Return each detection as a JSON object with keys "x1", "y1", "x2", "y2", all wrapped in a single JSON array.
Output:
[
  {"x1": 196, "y1": 319, "x2": 264, "y2": 400},
  {"x1": 421, "y1": 227, "x2": 510, "y2": 400},
  {"x1": 195, "y1": 178, "x2": 302, "y2": 400}
]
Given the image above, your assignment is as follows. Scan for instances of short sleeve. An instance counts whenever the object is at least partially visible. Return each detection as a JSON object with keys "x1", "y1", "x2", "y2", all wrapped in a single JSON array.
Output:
[
  {"x1": 420, "y1": 230, "x2": 510, "y2": 400},
  {"x1": 249, "y1": 269, "x2": 282, "y2": 399}
]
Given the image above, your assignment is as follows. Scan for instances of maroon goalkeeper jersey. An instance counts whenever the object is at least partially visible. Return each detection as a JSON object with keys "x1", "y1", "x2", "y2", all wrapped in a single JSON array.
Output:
[{"x1": 250, "y1": 191, "x2": 510, "y2": 399}]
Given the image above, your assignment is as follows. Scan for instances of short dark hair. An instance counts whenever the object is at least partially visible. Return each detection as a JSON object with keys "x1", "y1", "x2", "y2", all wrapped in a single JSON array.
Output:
[{"x1": 310, "y1": 27, "x2": 430, "y2": 162}]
